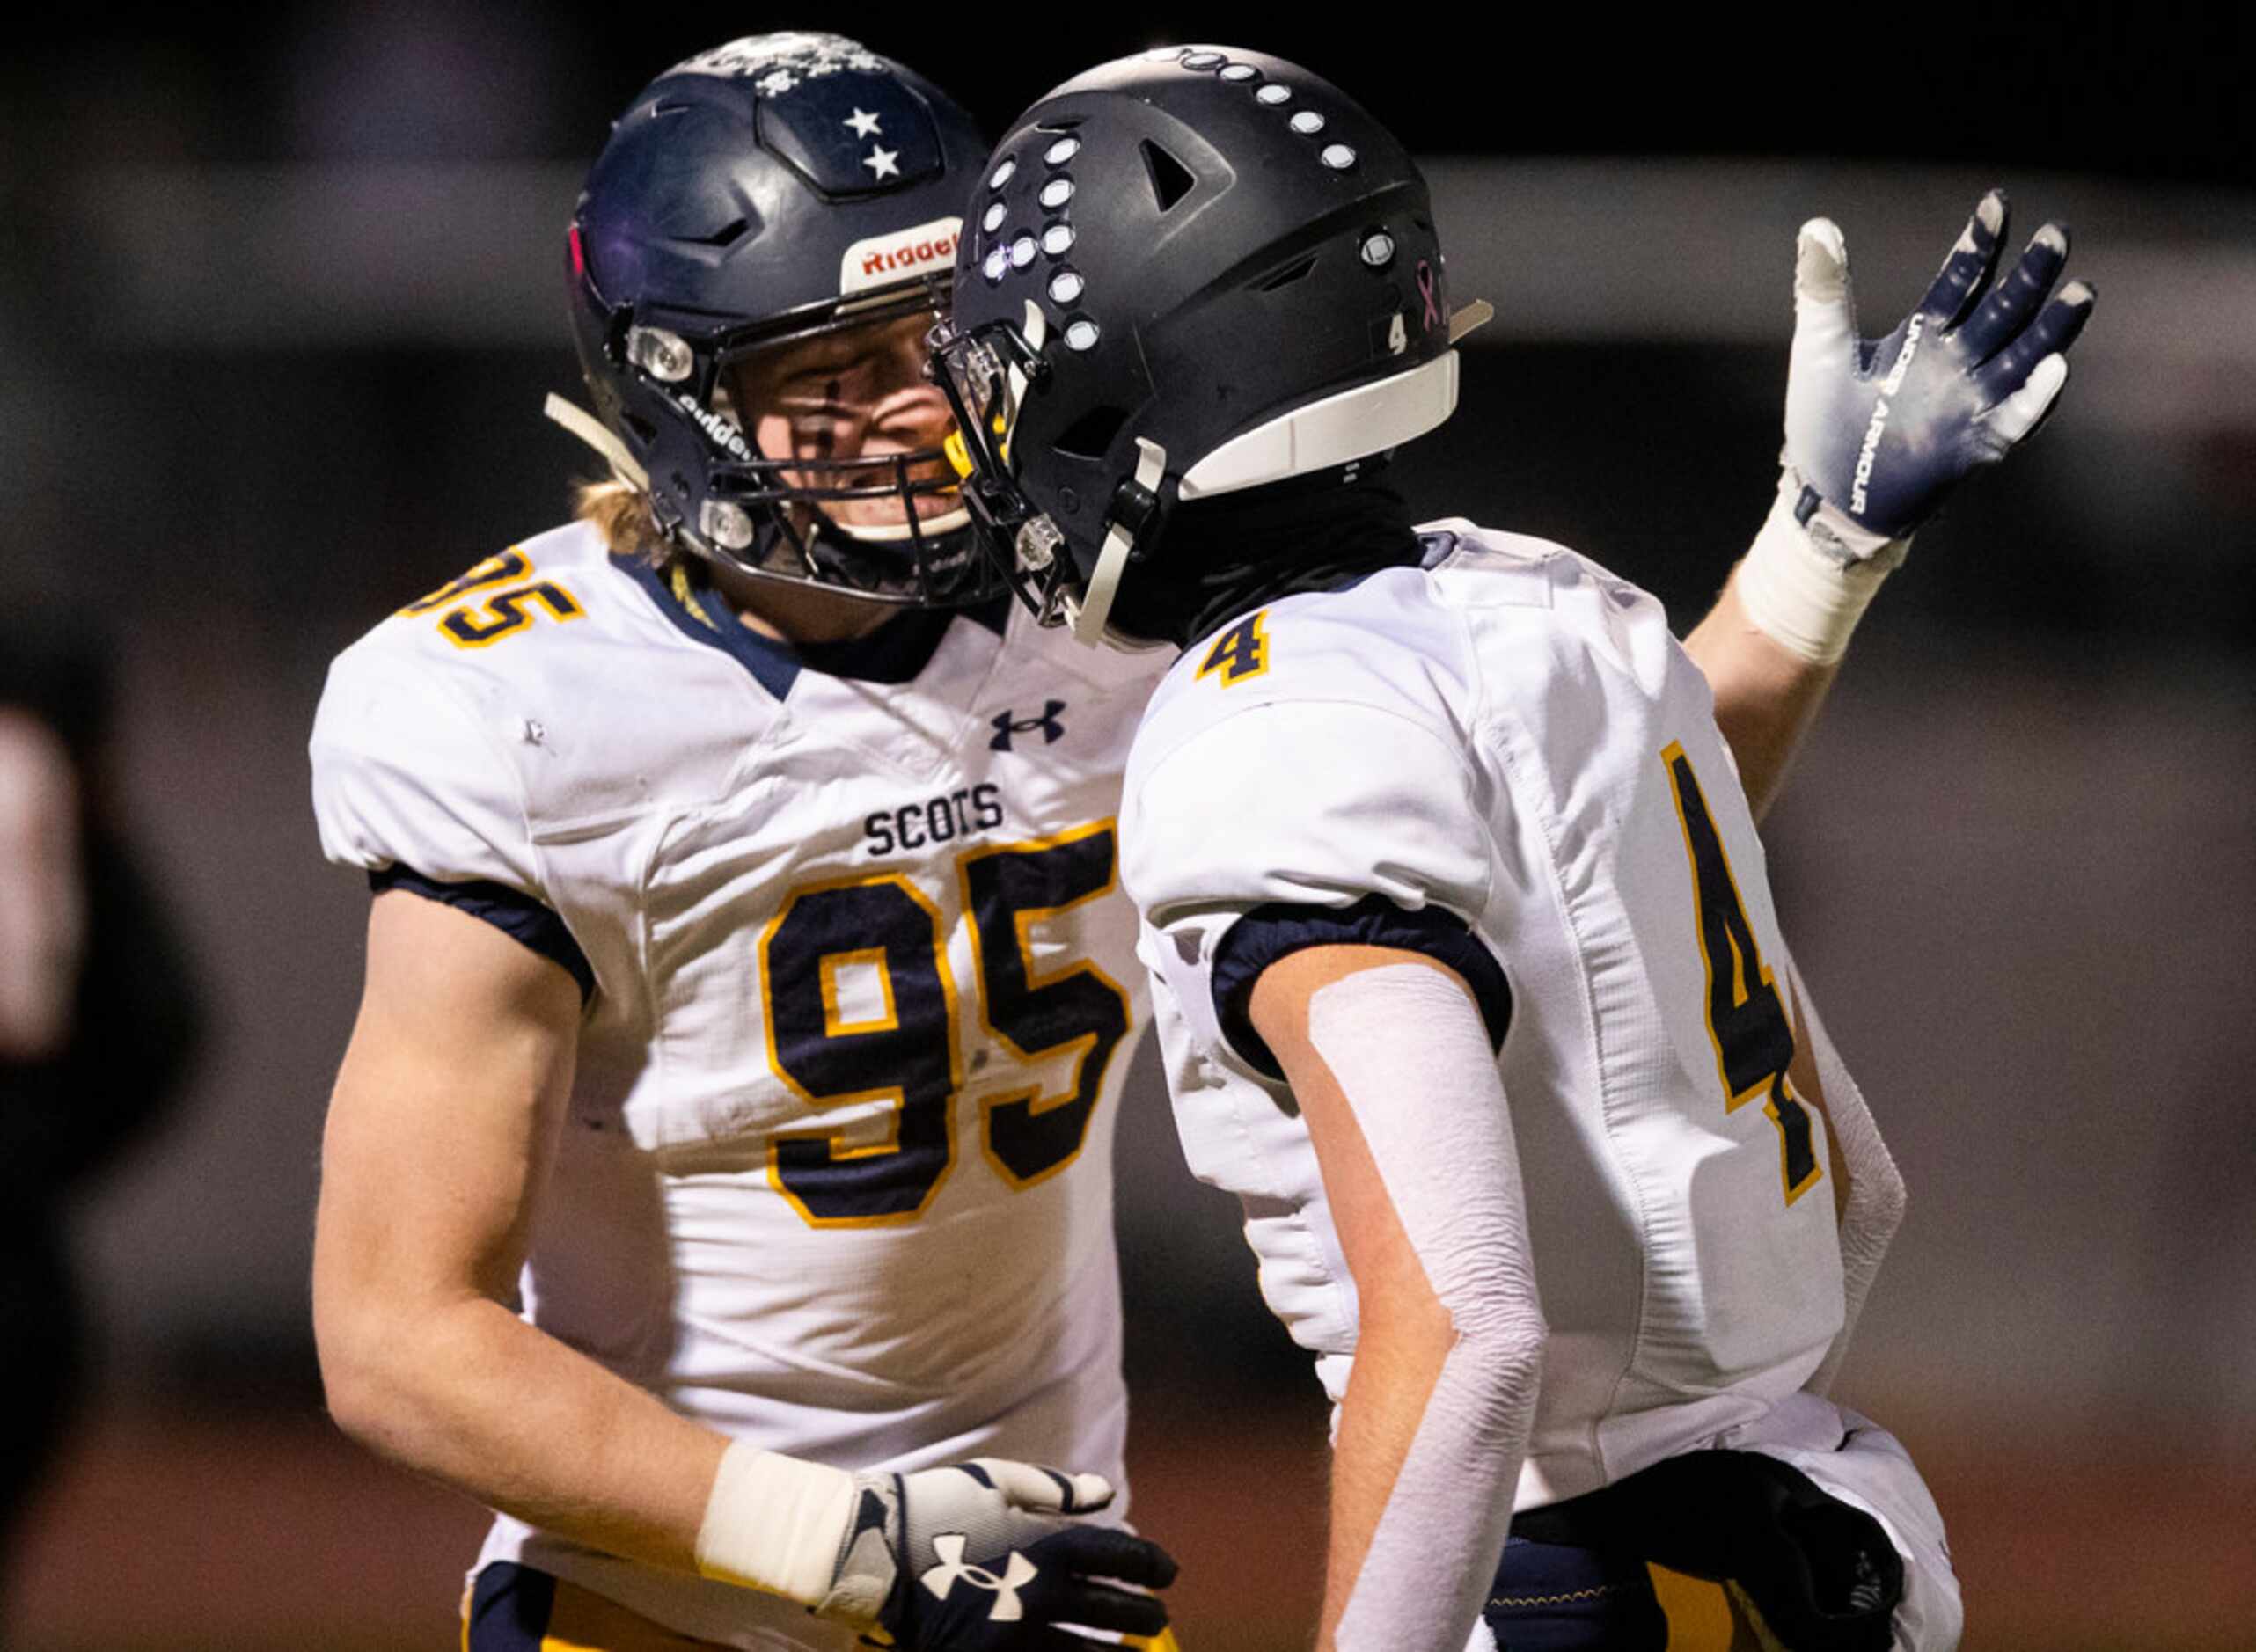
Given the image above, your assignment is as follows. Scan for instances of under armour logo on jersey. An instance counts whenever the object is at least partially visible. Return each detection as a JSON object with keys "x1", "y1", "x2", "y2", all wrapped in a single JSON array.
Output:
[
  {"x1": 920, "y1": 1534, "x2": 1038, "y2": 1621},
  {"x1": 989, "y1": 700, "x2": 1066, "y2": 751}
]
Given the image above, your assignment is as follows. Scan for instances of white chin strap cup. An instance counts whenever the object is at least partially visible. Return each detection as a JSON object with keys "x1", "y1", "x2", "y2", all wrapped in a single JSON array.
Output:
[{"x1": 1176, "y1": 349, "x2": 1461, "y2": 501}]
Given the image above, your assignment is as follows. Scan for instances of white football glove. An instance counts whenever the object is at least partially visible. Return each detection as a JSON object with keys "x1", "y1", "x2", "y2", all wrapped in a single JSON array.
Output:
[
  {"x1": 1785, "y1": 188, "x2": 2094, "y2": 545},
  {"x1": 1740, "y1": 191, "x2": 2096, "y2": 662},
  {"x1": 818, "y1": 1458, "x2": 1177, "y2": 1649}
]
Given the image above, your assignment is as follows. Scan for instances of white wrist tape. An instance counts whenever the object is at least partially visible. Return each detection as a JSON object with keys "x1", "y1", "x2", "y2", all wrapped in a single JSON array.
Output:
[
  {"x1": 1307, "y1": 964, "x2": 1545, "y2": 1652},
  {"x1": 693, "y1": 1442, "x2": 857, "y2": 1604},
  {"x1": 1735, "y1": 471, "x2": 1911, "y2": 666}
]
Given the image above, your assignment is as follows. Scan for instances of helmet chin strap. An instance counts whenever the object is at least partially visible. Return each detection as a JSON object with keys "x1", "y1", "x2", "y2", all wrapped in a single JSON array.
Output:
[
  {"x1": 1448, "y1": 299, "x2": 1495, "y2": 345},
  {"x1": 1069, "y1": 436, "x2": 1169, "y2": 650},
  {"x1": 544, "y1": 394, "x2": 652, "y2": 492}
]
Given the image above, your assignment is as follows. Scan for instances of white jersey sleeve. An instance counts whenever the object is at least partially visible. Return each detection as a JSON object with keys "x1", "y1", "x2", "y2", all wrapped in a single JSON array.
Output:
[
  {"x1": 1122, "y1": 597, "x2": 1509, "y2": 1083},
  {"x1": 1127, "y1": 701, "x2": 1486, "y2": 924},
  {"x1": 311, "y1": 635, "x2": 539, "y2": 896}
]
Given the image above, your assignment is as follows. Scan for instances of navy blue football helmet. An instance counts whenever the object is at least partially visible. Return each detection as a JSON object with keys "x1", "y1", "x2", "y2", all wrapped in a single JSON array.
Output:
[
  {"x1": 563, "y1": 33, "x2": 1003, "y2": 605},
  {"x1": 934, "y1": 47, "x2": 1483, "y2": 645}
]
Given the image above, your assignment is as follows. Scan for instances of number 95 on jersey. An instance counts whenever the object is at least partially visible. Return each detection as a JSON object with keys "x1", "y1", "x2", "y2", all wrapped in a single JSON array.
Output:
[{"x1": 753, "y1": 819, "x2": 1133, "y2": 1227}]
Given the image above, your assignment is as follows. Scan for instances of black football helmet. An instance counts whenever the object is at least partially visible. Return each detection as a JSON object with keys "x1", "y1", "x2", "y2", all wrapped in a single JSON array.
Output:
[
  {"x1": 560, "y1": 33, "x2": 1004, "y2": 606},
  {"x1": 934, "y1": 46, "x2": 1483, "y2": 646}
]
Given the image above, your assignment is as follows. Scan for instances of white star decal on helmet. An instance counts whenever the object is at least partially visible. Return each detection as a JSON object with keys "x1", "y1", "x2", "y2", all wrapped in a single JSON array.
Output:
[
  {"x1": 845, "y1": 108, "x2": 883, "y2": 138},
  {"x1": 864, "y1": 145, "x2": 901, "y2": 179}
]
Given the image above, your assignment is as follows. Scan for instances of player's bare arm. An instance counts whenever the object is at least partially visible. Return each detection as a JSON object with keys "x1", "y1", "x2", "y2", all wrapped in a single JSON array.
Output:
[
  {"x1": 317, "y1": 891, "x2": 1171, "y2": 1647},
  {"x1": 1249, "y1": 945, "x2": 1544, "y2": 1652},
  {"x1": 1681, "y1": 588, "x2": 1841, "y2": 822},
  {"x1": 314, "y1": 890, "x2": 730, "y2": 1570},
  {"x1": 1686, "y1": 191, "x2": 2094, "y2": 818}
]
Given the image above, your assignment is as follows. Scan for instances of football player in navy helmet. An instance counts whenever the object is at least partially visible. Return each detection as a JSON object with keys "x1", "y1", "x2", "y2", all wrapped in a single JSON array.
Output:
[
  {"x1": 554, "y1": 33, "x2": 1000, "y2": 616},
  {"x1": 938, "y1": 43, "x2": 2089, "y2": 1652},
  {"x1": 312, "y1": 34, "x2": 1178, "y2": 1652}
]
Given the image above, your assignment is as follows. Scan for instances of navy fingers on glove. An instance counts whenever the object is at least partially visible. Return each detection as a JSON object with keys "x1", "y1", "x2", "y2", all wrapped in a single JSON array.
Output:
[{"x1": 1784, "y1": 189, "x2": 2096, "y2": 541}]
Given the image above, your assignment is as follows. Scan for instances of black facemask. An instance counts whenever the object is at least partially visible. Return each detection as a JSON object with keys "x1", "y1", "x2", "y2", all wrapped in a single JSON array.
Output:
[{"x1": 1105, "y1": 464, "x2": 1426, "y2": 649}]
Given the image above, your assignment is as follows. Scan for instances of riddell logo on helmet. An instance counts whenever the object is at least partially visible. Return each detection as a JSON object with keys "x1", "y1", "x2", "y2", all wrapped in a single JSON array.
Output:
[
  {"x1": 676, "y1": 393, "x2": 752, "y2": 461},
  {"x1": 839, "y1": 216, "x2": 963, "y2": 296}
]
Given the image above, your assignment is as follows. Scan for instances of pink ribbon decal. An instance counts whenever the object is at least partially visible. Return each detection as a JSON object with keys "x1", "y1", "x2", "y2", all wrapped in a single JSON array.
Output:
[{"x1": 1417, "y1": 259, "x2": 1441, "y2": 332}]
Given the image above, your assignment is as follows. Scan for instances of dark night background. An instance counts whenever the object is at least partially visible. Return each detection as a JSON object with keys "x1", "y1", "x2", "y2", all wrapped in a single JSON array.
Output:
[{"x1": 1, "y1": 4, "x2": 2250, "y2": 1648}]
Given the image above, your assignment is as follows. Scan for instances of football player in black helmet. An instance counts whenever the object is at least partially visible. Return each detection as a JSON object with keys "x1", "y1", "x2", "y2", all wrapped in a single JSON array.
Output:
[{"x1": 939, "y1": 43, "x2": 2089, "y2": 1652}]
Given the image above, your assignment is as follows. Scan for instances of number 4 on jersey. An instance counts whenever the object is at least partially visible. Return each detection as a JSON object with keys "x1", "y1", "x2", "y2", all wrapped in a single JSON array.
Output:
[
  {"x1": 1196, "y1": 611, "x2": 1269, "y2": 687},
  {"x1": 1662, "y1": 742, "x2": 1822, "y2": 1204}
]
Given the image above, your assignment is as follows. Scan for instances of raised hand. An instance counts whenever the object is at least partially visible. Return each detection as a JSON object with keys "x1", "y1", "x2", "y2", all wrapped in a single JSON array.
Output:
[{"x1": 1784, "y1": 189, "x2": 2096, "y2": 551}]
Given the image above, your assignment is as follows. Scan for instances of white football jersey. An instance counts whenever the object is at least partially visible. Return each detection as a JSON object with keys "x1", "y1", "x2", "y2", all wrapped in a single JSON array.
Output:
[
  {"x1": 1123, "y1": 522, "x2": 1854, "y2": 1512},
  {"x1": 311, "y1": 520, "x2": 1166, "y2": 1650}
]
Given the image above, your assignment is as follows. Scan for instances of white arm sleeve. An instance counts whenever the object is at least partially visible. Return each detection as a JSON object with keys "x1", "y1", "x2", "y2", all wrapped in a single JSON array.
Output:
[
  {"x1": 1306, "y1": 963, "x2": 1545, "y2": 1652},
  {"x1": 1785, "y1": 961, "x2": 1906, "y2": 1396}
]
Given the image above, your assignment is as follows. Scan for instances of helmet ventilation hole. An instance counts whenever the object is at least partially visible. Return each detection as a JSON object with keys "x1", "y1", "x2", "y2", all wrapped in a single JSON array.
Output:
[
  {"x1": 1256, "y1": 254, "x2": 1319, "y2": 292},
  {"x1": 1139, "y1": 140, "x2": 1197, "y2": 214},
  {"x1": 1054, "y1": 405, "x2": 1127, "y2": 458}
]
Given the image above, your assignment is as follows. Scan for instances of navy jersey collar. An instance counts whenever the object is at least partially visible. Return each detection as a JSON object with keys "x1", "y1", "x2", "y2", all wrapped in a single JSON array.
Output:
[{"x1": 612, "y1": 552, "x2": 1007, "y2": 699}]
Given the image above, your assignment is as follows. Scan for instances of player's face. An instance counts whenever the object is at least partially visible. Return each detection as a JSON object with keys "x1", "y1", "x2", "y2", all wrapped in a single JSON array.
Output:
[{"x1": 727, "y1": 311, "x2": 959, "y2": 537}]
